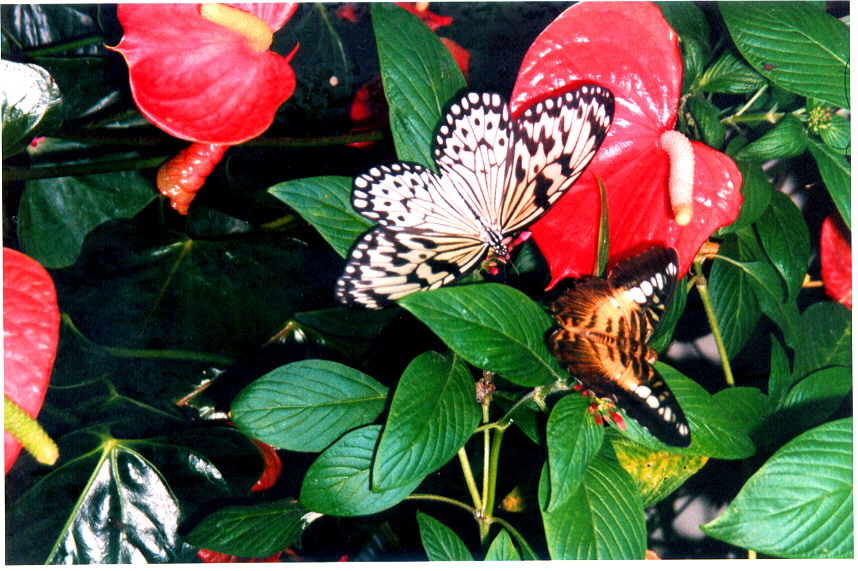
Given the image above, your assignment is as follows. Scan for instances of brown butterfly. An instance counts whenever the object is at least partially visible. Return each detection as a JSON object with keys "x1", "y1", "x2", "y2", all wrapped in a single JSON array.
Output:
[{"x1": 549, "y1": 246, "x2": 690, "y2": 447}]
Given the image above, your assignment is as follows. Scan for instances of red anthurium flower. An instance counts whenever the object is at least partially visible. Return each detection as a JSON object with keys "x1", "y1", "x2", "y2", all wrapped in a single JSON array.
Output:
[
  {"x1": 510, "y1": 1, "x2": 742, "y2": 285},
  {"x1": 394, "y1": 2, "x2": 453, "y2": 31},
  {"x1": 820, "y1": 215, "x2": 852, "y2": 309},
  {"x1": 250, "y1": 438, "x2": 283, "y2": 492},
  {"x1": 4, "y1": 248, "x2": 61, "y2": 473},
  {"x1": 198, "y1": 549, "x2": 281, "y2": 563},
  {"x1": 113, "y1": 3, "x2": 298, "y2": 144}
]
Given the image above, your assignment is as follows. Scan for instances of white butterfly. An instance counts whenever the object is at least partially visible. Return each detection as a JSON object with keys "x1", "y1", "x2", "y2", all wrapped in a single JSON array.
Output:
[{"x1": 336, "y1": 86, "x2": 615, "y2": 309}]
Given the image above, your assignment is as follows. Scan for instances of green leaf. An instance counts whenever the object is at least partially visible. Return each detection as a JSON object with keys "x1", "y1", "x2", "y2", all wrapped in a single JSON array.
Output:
[
  {"x1": 657, "y1": 1, "x2": 710, "y2": 93},
  {"x1": 619, "y1": 364, "x2": 759, "y2": 459},
  {"x1": 686, "y1": 96, "x2": 727, "y2": 149},
  {"x1": 792, "y1": 302, "x2": 852, "y2": 381},
  {"x1": 232, "y1": 360, "x2": 388, "y2": 453},
  {"x1": 299, "y1": 426, "x2": 421, "y2": 516},
  {"x1": 756, "y1": 189, "x2": 810, "y2": 300},
  {"x1": 720, "y1": 2, "x2": 850, "y2": 109},
  {"x1": 372, "y1": 2, "x2": 467, "y2": 167},
  {"x1": 539, "y1": 447, "x2": 646, "y2": 559},
  {"x1": 1, "y1": 60, "x2": 63, "y2": 158},
  {"x1": 484, "y1": 529, "x2": 521, "y2": 561},
  {"x1": 780, "y1": 366, "x2": 852, "y2": 429},
  {"x1": 293, "y1": 306, "x2": 398, "y2": 359},
  {"x1": 698, "y1": 50, "x2": 766, "y2": 94},
  {"x1": 594, "y1": 175, "x2": 610, "y2": 277},
  {"x1": 808, "y1": 138, "x2": 851, "y2": 230},
  {"x1": 611, "y1": 436, "x2": 709, "y2": 508},
  {"x1": 184, "y1": 499, "x2": 306, "y2": 559},
  {"x1": 767, "y1": 336, "x2": 792, "y2": 410},
  {"x1": 399, "y1": 284, "x2": 566, "y2": 387},
  {"x1": 34, "y1": 56, "x2": 121, "y2": 120},
  {"x1": 546, "y1": 395, "x2": 604, "y2": 511},
  {"x1": 18, "y1": 171, "x2": 156, "y2": 268},
  {"x1": 268, "y1": 176, "x2": 372, "y2": 258},
  {"x1": 732, "y1": 114, "x2": 807, "y2": 161},
  {"x1": 6, "y1": 427, "x2": 261, "y2": 564},
  {"x1": 819, "y1": 114, "x2": 850, "y2": 154},
  {"x1": 702, "y1": 419, "x2": 853, "y2": 558},
  {"x1": 650, "y1": 276, "x2": 688, "y2": 354},
  {"x1": 374, "y1": 352, "x2": 480, "y2": 490},
  {"x1": 709, "y1": 254, "x2": 761, "y2": 358},
  {"x1": 719, "y1": 161, "x2": 773, "y2": 233},
  {"x1": 416, "y1": 511, "x2": 473, "y2": 561}
]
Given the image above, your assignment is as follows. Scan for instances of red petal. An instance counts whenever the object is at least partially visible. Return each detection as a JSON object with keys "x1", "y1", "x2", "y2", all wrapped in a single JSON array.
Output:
[
  {"x1": 335, "y1": 3, "x2": 362, "y2": 23},
  {"x1": 4, "y1": 248, "x2": 60, "y2": 472},
  {"x1": 440, "y1": 37, "x2": 470, "y2": 82},
  {"x1": 198, "y1": 549, "x2": 281, "y2": 563},
  {"x1": 821, "y1": 215, "x2": 852, "y2": 309},
  {"x1": 114, "y1": 4, "x2": 296, "y2": 144},
  {"x1": 511, "y1": 2, "x2": 742, "y2": 285},
  {"x1": 250, "y1": 439, "x2": 283, "y2": 492},
  {"x1": 394, "y1": 2, "x2": 453, "y2": 31}
]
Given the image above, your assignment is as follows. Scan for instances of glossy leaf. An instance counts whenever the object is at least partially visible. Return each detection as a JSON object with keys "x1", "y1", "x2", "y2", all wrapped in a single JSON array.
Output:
[
  {"x1": 373, "y1": 352, "x2": 480, "y2": 490},
  {"x1": 6, "y1": 427, "x2": 261, "y2": 564},
  {"x1": 269, "y1": 176, "x2": 372, "y2": 259},
  {"x1": 299, "y1": 426, "x2": 421, "y2": 517},
  {"x1": 399, "y1": 284, "x2": 565, "y2": 387},
  {"x1": 819, "y1": 114, "x2": 851, "y2": 154},
  {"x1": 540, "y1": 447, "x2": 646, "y2": 560},
  {"x1": 686, "y1": 96, "x2": 726, "y2": 149},
  {"x1": 372, "y1": 2, "x2": 466, "y2": 168},
  {"x1": 720, "y1": 2, "x2": 850, "y2": 109},
  {"x1": 184, "y1": 499, "x2": 306, "y2": 559},
  {"x1": 416, "y1": 511, "x2": 473, "y2": 561},
  {"x1": 698, "y1": 50, "x2": 766, "y2": 94},
  {"x1": 545, "y1": 394, "x2": 604, "y2": 511},
  {"x1": 1, "y1": 60, "x2": 63, "y2": 158},
  {"x1": 808, "y1": 138, "x2": 851, "y2": 230},
  {"x1": 484, "y1": 529, "x2": 520, "y2": 561},
  {"x1": 702, "y1": 419, "x2": 853, "y2": 558},
  {"x1": 649, "y1": 275, "x2": 688, "y2": 354},
  {"x1": 767, "y1": 336, "x2": 792, "y2": 410},
  {"x1": 732, "y1": 114, "x2": 808, "y2": 161},
  {"x1": 720, "y1": 161, "x2": 773, "y2": 233},
  {"x1": 709, "y1": 253, "x2": 761, "y2": 358},
  {"x1": 792, "y1": 302, "x2": 852, "y2": 381},
  {"x1": 232, "y1": 360, "x2": 388, "y2": 453},
  {"x1": 780, "y1": 366, "x2": 852, "y2": 429},
  {"x1": 18, "y1": 172, "x2": 156, "y2": 268},
  {"x1": 756, "y1": 189, "x2": 810, "y2": 300},
  {"x1": 611, "y1": 436, "x2": 708, "y2": 508}
]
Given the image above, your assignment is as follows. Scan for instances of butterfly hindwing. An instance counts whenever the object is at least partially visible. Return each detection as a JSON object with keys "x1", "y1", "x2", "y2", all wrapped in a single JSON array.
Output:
[{"x1": 549, "y1": 246, "x2": 690, "y2": 447}]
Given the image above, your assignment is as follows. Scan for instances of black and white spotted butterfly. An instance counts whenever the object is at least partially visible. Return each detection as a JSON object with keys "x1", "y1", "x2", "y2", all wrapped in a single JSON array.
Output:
[
  {"x1": 336, "y1": 85, "x2": 615, "y2": 309},
  {"x1": 549, "y1": 246, "x2": 691, "y2": 447}
]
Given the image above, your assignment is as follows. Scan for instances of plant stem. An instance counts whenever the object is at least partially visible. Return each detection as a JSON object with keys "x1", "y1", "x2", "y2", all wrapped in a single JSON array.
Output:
[
  {"x1": 23, "y1": 35, "x2": 106, "y2": 57},
  {"x1": 406, "y1": 494, "x2": 476, "y2": 514},
  {"x1": 692, "y1": 259, "x2": 734, "y2": 387},
  {"x1": 481, "y1": 424, "x2": 505, "y2": 526},
  {"x1": 3, "y1": 156, "x2": 168, "y2": 182},
  {"x1": 457, "y1": 447, "x2": 483, "y2": 510},
  {"x1": 61, "y1": 313, "x2": 235, "y2": 367}
]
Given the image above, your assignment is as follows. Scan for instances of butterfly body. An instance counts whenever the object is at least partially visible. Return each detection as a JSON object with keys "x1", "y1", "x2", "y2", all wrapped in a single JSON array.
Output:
[
  {"x1": 337, "y1": 87, "x2": 614, "y2": 309},
  {"x1": 549, "y1": 246, "x2": 691, "y2": 447}
]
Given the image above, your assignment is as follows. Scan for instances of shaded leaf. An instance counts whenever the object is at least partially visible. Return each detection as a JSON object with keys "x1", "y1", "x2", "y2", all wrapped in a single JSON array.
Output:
[
  {"x1": 399, "y1": 284, "x2": 565, "y2": 387},
  {"x1": 702, "y1": 419, "x2": 853, "y2": 558},
  {"x1": 374, "y1": 352, "x2": 480, "y2": 490},
  {"x1": 792, "y1": 301, "x2": 852, "y2": 380},
  {"x1": 416, "y1": 511, "x2": 473, "y2": 561},
  {"x1": 299, "y1": 426, "x2": 421, "y2": 517},
  {"x1": 808, "y1": 138, "x2": 851, "y2": 230},
  {"x1": 698, "y1": 50, "x2": 766, "y2": 94},
  {"x1": 780, "y1": 366, "x2": 852, "y2": 429},
  {"x1": 732, "y1": 114, "x2": 808, "y2": 161},
  {"x1": 719, "y1": 161, "x2": 773, "y2": 233},
  {"x1": 686, "y1": 96, "x2": 726, "y2": 149},
  {"x1": 756, "y1": 189, "x2": 810, "y2": 300},
  {"x1": 767, "y1": 336, "x2": 792, "y2": 410},
  {"x1": 232, "y1": 360, "x2": 388, "y2": 453}
]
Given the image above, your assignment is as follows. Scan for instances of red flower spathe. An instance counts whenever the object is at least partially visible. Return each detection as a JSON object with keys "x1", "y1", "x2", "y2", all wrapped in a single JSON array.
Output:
[
  {"x1": 820, "y1": 215, "x2": 852, "y2": 309},
  {"x1": 114, "y1": 3, "x2": 298, "y2": 144},
  {"x1": 510, "y1": 1, "x2": 743, "y2": 285}
]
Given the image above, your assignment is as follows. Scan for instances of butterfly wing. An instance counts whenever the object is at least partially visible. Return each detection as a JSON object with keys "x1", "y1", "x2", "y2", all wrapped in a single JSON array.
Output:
[
  {"x1": 502, "y1": 85, "x2": 614, "y2": 233},
  {"x1": 549, "y1": 246, "x2": 690, "y2": 447}
]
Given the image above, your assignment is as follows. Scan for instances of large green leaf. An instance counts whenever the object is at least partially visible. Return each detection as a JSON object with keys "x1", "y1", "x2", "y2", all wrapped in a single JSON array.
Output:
[
  {"x1": 698, "y1": 50, "x2": 766, "y2": 94},
  {"x1": 5, "y1": 427, "x2": 261, "y2": 564},
  {"x1": 399, "y1": 284, "x2": 566, "y2": 387},
  {"x1": 792, "y1": 301, "x2": 852, "y2": 381},
  {"x1": 416, "y1": 511, "x2": 473, "y2": 561},
  {"x1": 299, "y1": 426, "x2": 422, "y2": 517},
  {"x1": 756, "y1": 189, "x2": 810, "y2": 300},
  {"x1": 232, "y1": 360, "x2": 388, "y2": 453},
  {"x1": 184, "y1": 499, "x2": 307, "y2": 559},
  {"x1": 18, "y1": 171, "x2": 156, "y2": 268},
  {"x1": 540, "y1": 447, "x2": 646, "y2": 559},
  {"x1": 732, "y1": 114, "x2": 808, "y2": 162},
  {"x1": 373, "y1": 352, "x2": 480, "y2": 490},
  {"x1": 702, "y1": 419, "x2": 853, "y2": 558},
  {"x1": 372, "y1": 2, "x2": 467, "y2": 167},
  {"x1": 686, "y1": 96, "x2": 727, "y2": 149},
  {"x1": 720, "y1": 2, "x2": 850, "y2": 109},
  {"x1": 779, "y1": 366, "x2": 852, "y2": 429},
  {"x1": 268, "y1": 176, "x2": 372, "y2": 258},
  {"x1": 545, "y1": 394, "x2": 604, "y2": 511},
  {"x1": 719, "y1": 161, "x2": 773, "y2": 233},
  {"x1": 1, "y1": 60, "x2": 63, "y2": 158},
  {"x1": 808, "y1": 138, "x2": 851, "y2": 230}
]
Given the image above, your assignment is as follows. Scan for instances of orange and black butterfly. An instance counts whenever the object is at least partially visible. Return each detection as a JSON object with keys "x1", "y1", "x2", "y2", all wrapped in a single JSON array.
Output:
[{"x1": 549, "y1": 246, "x2": 690, "y2": 447}]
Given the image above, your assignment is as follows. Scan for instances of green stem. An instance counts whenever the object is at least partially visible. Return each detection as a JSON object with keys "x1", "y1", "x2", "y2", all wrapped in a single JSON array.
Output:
[
  {"x1": 457, "y1": 448, "x2": 483, "y2": 510},
  {"x1": 406, "y1": 494, "x2": 476, "y2": 514},
  {"x1": 692, "y1": 259, "x2": 734, "y2": 387},
  {"x1": 22, "y1": 35, "x2": 106, "y2": 57},
  {"x1": 62, "y1": 313, "x2": 235, "y2": 367},
  {"x1": 3, "y1": 156, "x2": 169, "y2": 182},
  {"x1": 481, "y1": 424, "x2": 505, "y2": 526},
  {"x1": 4, "y1": 396, "x2": 59, "y2": 466}
]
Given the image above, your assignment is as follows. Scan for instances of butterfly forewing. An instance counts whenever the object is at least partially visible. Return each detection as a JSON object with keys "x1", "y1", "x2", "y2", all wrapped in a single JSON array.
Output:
[
  {"x1": 549, "y1": 246, "x2": 690, "y2": 447},
  {"x1": 337, "y1": 85, "x2": 614, "y2": 308}
]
